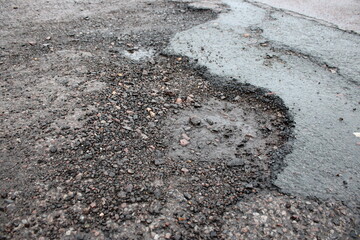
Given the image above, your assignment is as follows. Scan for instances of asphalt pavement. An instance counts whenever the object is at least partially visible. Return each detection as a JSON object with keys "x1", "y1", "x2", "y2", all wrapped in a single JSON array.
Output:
[
  {"x1": 251, "y1": 0, "x2": 360, "y2": 33},
  {"x1": 167, "y1": 0, "x2": 360, "y2": 201}
]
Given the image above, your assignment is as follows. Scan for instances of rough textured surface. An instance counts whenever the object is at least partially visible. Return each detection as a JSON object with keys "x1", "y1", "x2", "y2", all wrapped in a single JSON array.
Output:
[
  {"x1": 1, "y1": 0, "x2": 359, "y2": 239},
  {"x1": 165, "y1": 98, "x2": 283, "y2": 165},
  {"x1": 222, "y1": 191, "x2": 360, "y2": 240},
  {"x1": 167, "y1": 0, "x2": 360, "y2": 202}
]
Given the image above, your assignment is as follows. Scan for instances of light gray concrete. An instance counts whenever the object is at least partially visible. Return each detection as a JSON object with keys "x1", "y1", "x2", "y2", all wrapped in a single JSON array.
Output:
[
  {"x1": 166, "y1": 0, "x2": 360, "y2": 201},
  {"x1": 249, "y1": 0, "x2": 360, "y2": 33}
]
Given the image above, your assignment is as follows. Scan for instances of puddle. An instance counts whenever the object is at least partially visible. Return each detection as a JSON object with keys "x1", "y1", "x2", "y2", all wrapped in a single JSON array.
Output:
[{"x1": 122, "y1": 48, "x2": 155, "y2": 61}]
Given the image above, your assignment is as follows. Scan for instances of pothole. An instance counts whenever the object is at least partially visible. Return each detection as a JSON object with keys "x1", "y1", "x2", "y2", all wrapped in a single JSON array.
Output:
[
  {"x1": 1, "y1": 54, "x2": 294, "y2": 239},
  {"x1": 157, "y1": 86, "x2": 292, "y2": 210},
  {"x1": 165, "y1": 98, "x2": 278, "y2": 166}
]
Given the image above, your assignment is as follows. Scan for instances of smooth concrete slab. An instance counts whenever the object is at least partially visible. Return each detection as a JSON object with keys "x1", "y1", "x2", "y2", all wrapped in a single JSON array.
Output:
[{"x1": 166, "y1": 0, "x2": 360, "y2": 201}]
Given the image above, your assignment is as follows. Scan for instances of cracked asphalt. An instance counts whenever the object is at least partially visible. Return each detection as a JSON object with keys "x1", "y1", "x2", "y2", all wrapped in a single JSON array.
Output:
[
  {"x1": 167, "y1": 0, "x2": 360, "y2": 202},
  {"x1": 1, "y1": 0, "x2": 359, "y2": 239}
]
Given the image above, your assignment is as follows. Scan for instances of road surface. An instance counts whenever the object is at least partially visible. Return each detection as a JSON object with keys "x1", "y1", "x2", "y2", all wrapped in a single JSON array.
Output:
[{"x1": 167, "y1": 0, "x2": 360, "y2": 201}]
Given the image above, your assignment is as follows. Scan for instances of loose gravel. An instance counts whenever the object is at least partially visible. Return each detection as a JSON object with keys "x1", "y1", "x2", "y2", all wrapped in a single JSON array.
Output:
[{"x1": 0, "y1": 0, "x2": 359, "y2": 239}]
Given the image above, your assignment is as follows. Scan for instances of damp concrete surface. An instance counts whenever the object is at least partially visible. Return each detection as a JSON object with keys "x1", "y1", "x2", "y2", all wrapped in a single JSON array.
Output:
[{"x1": 167, "y1": 0, "x2": 360, "y2": 201}]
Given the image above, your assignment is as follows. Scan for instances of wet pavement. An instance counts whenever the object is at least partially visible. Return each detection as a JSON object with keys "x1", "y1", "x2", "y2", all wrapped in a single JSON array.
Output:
[{"x1": 167, "y1": 0, "x2": 360, "y2": 201}]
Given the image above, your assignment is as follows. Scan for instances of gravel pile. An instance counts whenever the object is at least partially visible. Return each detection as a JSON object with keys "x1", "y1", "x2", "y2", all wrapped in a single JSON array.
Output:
[{"x1": 223, "y1": 191, "x2": 359, "y2": 239}]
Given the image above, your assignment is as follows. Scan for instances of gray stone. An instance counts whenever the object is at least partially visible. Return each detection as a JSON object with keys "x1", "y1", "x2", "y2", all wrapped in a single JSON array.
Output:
[
  {"x1": 189, "y1": 116, "x2": 202, "y2": 126},
  {"x1": 227, "y1": 158, "x2": 245, "y2": 167}
]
